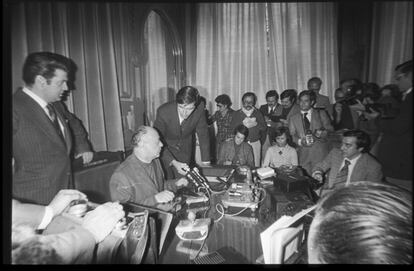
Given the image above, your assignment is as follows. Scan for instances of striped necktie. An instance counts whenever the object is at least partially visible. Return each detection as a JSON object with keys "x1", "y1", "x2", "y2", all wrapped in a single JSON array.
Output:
[
  {"x1": 46, "y1": 104, "x2": 65, "y2": 141},
  {"x1": 303, "y1": 112, "x2": 310, "y2": 131},
  {"x1": 334, "y1": 159, "x2": 351, "y2": 189}
]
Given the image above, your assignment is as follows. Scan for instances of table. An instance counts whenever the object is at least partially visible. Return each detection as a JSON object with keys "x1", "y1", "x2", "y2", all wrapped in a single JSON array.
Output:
[{"x1": 157, "y1": 172, "x2": 313, "y2": 264}]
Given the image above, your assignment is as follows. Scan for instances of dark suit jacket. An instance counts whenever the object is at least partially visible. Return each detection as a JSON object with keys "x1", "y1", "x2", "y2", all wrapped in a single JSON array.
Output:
[
  {"x1": 259, "y1": 103, "x2": 282, "y2": 142},
  {"x1": 13, "y1": 89, "x2": 72, "y2": 204},
  {"x1": 378, "y1": 91, "x2": 413, "y2": 179},
  {"x1": 153, "y1": 101, "x2": 210, "y2": 170},
  {"x1": 313, "y1": 148, "x2": 383, "y2": 194},
  {"x1": 53, "y1": 101, "x2": 92, "y2": 157}
]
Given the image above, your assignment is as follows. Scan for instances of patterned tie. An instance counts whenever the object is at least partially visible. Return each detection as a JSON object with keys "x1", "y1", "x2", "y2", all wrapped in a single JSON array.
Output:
[
  {"x1": 46, "y1": 104, "x2": 65, "y2": 141},
  {"x1": 334, "y1": 159, "x2": 351, "y2": 188},
  {"x1": 303, "y1": 112, "x2": 310, "y2": 131}
]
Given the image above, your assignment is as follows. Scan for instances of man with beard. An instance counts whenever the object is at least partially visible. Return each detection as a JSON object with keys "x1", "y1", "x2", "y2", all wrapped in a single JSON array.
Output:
[{"x1": 230, "y1": 92, "x2": 266, "y2": 167}]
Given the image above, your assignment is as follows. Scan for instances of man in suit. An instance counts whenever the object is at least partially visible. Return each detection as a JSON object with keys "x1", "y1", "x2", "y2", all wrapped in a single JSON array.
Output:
[
  {"x1": 110, "y1": 126, "x2": 188, "y2": 210},
  {"x1": 311, "y1": 129, "x2": 383, "y2": 196},
  {"x1": 154, "y1": 86, "x2": 211, "y2": 179},
  {"x1": 12, "y1": 189, "x2": 125, "y2": 264},
  {"x1": 53, "y1": 101, "x2": 94, "y2": 164},
  {"x1": 230, "y1": 92, "x2": 267, "y2": 167},
  {"x1": 375, "y1": 60, "x2": 412, "y2": 191},
  {"x1": 13, "y1": 52, "x2": 75, "y2": 204},
  {"x1": 259, "y1": 90, "x2": 281, "y2": 161},
  {"x1": 272, "y1": 89, "x2": 301, "y2": 128},
  {"x1": 307, "y1": 77, "x2": 333, "y2": 119},
  {"x1": 289, "y1": 90, "x2": 333, "y2": 174}
]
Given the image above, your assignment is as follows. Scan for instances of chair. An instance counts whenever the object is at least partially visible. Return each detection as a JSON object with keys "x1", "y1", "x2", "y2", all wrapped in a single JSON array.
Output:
[{"x1": 72, "y1": 151, "x2": 124, "y2": 204}]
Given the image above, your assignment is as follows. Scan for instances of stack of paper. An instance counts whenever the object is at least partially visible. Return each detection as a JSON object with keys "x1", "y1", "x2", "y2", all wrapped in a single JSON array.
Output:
[{"x1": 260, "y1": 205, "x2": 316, "y2": 264}]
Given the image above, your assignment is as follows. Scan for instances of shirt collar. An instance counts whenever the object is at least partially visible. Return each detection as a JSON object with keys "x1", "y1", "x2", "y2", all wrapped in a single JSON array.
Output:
[
  {"x1": 300, "y1": 108, "x2": 313, "y2": 115},
  {"x1": 22, "y1": 87, "x2": 48, "y2": 109},
  {"x1": 345, "y1": 153, "x2": 361, "y2": 164},
  {"x1": 402, "y1": 87, "x2": 412, "y2": 101}
]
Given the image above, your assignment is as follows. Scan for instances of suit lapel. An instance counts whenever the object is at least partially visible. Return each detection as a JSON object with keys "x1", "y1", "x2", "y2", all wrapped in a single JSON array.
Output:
[
  {"x1": 54, "y1": 108, "x2": 72, "y2": 154},
  {"x1": 349, "y1": 154, "x2": 365, "y2": 183},
  {"x1": 18, "y1": 90, "x2": 68, "y2": 151}
]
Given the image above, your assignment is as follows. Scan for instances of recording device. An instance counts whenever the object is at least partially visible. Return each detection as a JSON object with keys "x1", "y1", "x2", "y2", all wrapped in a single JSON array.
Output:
[
  {"x1": 221, "y1": 183, "x2": 262, "y2": 216},
  {"x1": 184, "y1": 167, "x2": 212, "y2": 192}
]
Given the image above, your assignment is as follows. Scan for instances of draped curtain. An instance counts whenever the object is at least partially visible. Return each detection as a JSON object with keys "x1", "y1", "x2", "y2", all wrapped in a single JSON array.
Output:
[
  {"x1": 368, "y1": 1, "x2": 413, "y2": 86},
  {"x1": 194, "y1": 3, "x2": 270, "y2": 110},
  {"x1": 11, "y1": 2, "x2": 125, "y2": 152},
  {"x1": 144, "y1": 11, "x2": 169, "y2": 125},
  {"x1": 268, "y1": 3, "x2": 338, "y2": 101},
  {"x1": 193, "y1": 2, "x2": 338, "y2": 109}
]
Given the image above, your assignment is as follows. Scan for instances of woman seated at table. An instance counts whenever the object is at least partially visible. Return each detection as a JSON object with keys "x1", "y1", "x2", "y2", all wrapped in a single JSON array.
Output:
[
  {"x1": 262, "y1": 126, "x2": 298, "y2": 168},
  {"x1": 217, "y1": 124, "x2": 254, "y2": 168}
]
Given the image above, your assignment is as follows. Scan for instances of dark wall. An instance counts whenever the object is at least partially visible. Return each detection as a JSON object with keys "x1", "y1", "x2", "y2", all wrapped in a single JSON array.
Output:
[{"x1": 337, "y1": 2, "x2": 374, "y2": 83}]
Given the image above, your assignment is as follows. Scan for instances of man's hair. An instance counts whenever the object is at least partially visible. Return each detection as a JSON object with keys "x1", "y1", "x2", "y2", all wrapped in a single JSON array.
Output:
[
  {"x1": 307, "y1": 77, "x2": 322, "y2": 86},
  {"x1": 265, "y1": 90, "x2": 279, "y2": 100},
  {"x1": 241, "y1": 92, "x2": 257, "y2": 105},
  {"x1": 395, "y1": 60, "x2": 412, "y2": 74},
  {"x1": 310, "y1": 182, "x2": 412, "y2": 264},
  {"x1": 215, "y1": 94, "x2": 232, "y2": 107},
  {"x1": 342, "y1": 129, "x2": 371, "y2": 152},
  {"x1": 234, "y1": 124, "x2": 249, "y2": 138},
  {"x1": 298, "y1": 90, "x2": 316, "y2": 103},
  {"x1": 22, "y1": 52, "x2": 71, "y2": 86},
  {"x1": 280, "y1": 89, "x2": 297, "y2": 103},
  {"x1": 12, "y1": 236, "x2": 63, "y2": 264},
  {"x1": 131, "y1": 125, "x2": 150, "y2": 147},
  {"x1": 176, "y1": 86, "x2": 200, "y2": 105},
  {"x1": 380, "y1": 84, "x2": 402, "y2": 102}
]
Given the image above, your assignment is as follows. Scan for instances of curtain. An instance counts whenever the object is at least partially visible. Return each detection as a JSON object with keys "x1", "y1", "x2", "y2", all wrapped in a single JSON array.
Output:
[
  {"x1": 368, "y1": 1, "x2": 413, "y2": 86},
  {"x1": 144, "y1": 11, "x2": 169, "y2": 125},
  {"x1": 11, "y1": 2, "x2": 125, "y2": 152},
  {"x1": 194, "y1": 3, "x2": 270, "y2": 110},
  {"x1": 268, "y1": 3, "x2": 339, "y2": 101},
  {"x1": 193, "y1": 3, "x2": 338, "y2": 109}
]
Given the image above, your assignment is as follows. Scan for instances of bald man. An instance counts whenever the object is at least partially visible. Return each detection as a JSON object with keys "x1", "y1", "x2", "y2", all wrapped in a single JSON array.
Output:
[{"x1": 109, "y1": 126, "x2": 188, "y2": 209}]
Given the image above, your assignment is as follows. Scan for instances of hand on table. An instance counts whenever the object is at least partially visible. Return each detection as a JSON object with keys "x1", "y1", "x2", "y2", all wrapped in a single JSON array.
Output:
[{"x1": 175, "y1": 177, "x2": 188, "y2": 187}]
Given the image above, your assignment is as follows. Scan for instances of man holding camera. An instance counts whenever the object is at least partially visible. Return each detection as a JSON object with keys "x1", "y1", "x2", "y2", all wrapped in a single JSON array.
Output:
[{"x1": 369, "y1": 60, "x2": 412, "y2": 191}]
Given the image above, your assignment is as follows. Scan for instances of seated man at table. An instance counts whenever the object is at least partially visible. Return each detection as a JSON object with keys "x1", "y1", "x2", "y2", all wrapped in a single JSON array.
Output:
[
  {"x1": 110, "y1": 126, "x2": 188, "y2": 209},
  {"x1": 12, "y1": 189, "x2": 125, "y2": 264},
  {"x1": 217, "y1": 124, "x2": 255, "y2": 168},
  {"x1": 311, "y1": 129, "x2": 383, "y2": 196},
  {"x1": 307, "y1": 182, "x2": 412, "y2": 264}
]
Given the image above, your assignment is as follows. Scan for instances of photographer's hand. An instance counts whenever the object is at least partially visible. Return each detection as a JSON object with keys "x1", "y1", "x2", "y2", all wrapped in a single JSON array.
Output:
[{"x1": 363, "y1": 109, "x2": 380, "y2": 120}]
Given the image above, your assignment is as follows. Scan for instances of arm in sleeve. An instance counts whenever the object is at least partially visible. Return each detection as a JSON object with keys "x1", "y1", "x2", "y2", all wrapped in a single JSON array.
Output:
[
  {"x1": 262, "y1": 148, "x2": 271, "y2": 167},
  {"x1": 320, "y1": 109, "x2": 334, "y2": 132},
  {"x1": 380, "y1": 101, "x2": 412, "y2": 136},
  {"x1": 289, "y1": 117, "x2": 301, "y2": 146},
  {"x1": 42, "y1": 228, "x2": 96, "y2": 264},
  {"x1": 54, "y1": 102, "x2": 92, "y2": 155},
  {"x1": 290, "y1": 148, "x2": 298, "y2": 166},
  {"x1": 312, "y1": 148, "x2": 334, "y2": 175},
  {"x1": 153, "y1": 108, "x2": 175, "y2": 165},
  {"x1": 12, "y1": 199, "x2": 46, "y2": 228},
  {"x1": 195, "y1": 103, "x2": 211, "y2": 162},
  {"x1": 367, "y1": 161, "x2": 384, "y2": 183},
  {"x1": 110, "y1": 172, "x2": 158, "y2": 206},
  {"x1": 246, "y1": 144, "x2": 255, "y2": 168}
]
